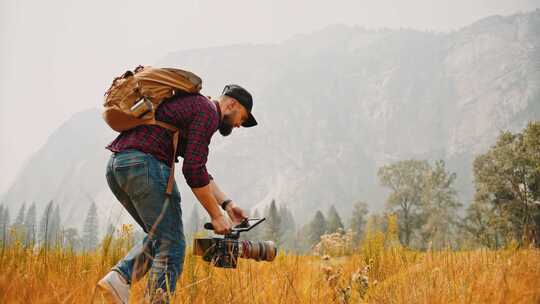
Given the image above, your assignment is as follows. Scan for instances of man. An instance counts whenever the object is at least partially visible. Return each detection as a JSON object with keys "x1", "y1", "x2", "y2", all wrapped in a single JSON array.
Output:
[{"x1": 97, "y1": 84, "x2": 257, "y2": 303}]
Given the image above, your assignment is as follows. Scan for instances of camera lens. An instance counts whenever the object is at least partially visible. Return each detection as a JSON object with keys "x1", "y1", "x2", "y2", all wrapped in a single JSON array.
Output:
[{"x1": 239, "y1": 240, "x2": 277, "y2": 262}]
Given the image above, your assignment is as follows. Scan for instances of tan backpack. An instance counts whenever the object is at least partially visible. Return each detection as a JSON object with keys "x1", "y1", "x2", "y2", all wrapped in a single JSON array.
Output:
[{"x1": 103, "y1": 65, "x2": 203, "y2": 195}]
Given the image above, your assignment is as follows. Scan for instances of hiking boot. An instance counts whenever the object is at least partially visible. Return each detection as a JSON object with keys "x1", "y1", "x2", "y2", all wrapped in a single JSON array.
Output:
[{"x1": 97, "y1": 271, "x2": 130, "y2": 304}]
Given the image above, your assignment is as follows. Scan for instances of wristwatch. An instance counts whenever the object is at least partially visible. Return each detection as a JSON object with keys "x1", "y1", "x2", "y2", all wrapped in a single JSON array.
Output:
[{"x1": 220, "y1": 199, "x2": 232, "y2": 211}]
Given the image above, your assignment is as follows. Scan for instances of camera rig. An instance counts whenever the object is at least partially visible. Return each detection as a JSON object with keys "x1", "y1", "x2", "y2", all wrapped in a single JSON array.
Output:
[{"x1": 193, "y1": 218, "x2": 277, "y2": 268}]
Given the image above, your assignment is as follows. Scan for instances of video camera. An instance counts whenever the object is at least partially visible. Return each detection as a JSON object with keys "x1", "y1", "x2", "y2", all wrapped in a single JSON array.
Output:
[{"x1": 193, "y1": 218, "x2": 277, "y2": 268}]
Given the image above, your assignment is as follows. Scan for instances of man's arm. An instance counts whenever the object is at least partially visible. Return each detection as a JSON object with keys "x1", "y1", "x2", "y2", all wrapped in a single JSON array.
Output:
[
  {"x1": 209, "y1": 179, "x2": 227, "y2": 205},
  {"x1": 182, "y1": 109, "x2": 232, "y2": 234},
  {"x1": 208, "y1": 179, "x2": 248, "y2": 225}
]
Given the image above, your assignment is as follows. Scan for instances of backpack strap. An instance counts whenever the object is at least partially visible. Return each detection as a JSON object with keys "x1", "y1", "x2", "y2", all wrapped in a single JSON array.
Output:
[{"x1": 147, "y1": 120, "x2": 180, "y2": 196}]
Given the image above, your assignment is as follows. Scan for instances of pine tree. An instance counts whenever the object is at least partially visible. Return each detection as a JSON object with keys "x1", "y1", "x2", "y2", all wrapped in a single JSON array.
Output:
[
  {"x1": 4, "y1": 208, "x2": 10, "y2": 246},
  {"x1": 12, "y1": 203, "x2": 27, "y2": 242},
  {"x1": 0, "y1": 205, "x2": 9, "y2": 246},
  {"x1": 278, "y1": 204, "x2": 297, "y2": 250},
  {"x1": 24, "y1": 203, "x2": 37, "y2": 246},
  {"x1": 263, "y1": 200, "x2": 282, "y2": 245},
  {"x1": 0, "y1": 205, "x2": 4, "y2": 245},
  {"x1": 50, "y1": 204, "x2": 61, "y2": 245},
  {"x1": 326, "y1": 205, "x2": 344, "y2": 233},
  {"x1": 278, "y1": 204, "x2": 296, "y2": 234},
  {"x1": 296, "y1": 224, "x2": 312, "y2": 253},
  {"x1": 82, "y1": 202, "x2": 99, "y2": 251},
  {"x1": 63, "y1": 227, "x2": 81, "y2": 251},
  {"x1": 349, "y1": 201, "x2": 369, "y2": 244},
  {"x1": 13, "y1": 203, "x2": 26, "y2": 228},
  {"x1": 39, "y1": 200, "x2": 54, "y2": 247},
  {"x1": 308, "y1": 210, "x2": 327, "y2": 246}
]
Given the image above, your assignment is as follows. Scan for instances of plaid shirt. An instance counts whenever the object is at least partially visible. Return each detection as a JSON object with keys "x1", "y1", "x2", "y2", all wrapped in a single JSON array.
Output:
[{"x1": 106, "y1": 94, "x2": 221, "y2": 188}]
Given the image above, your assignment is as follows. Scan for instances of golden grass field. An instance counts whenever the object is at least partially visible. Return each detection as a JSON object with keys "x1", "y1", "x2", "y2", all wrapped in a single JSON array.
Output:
[{"x1": 1, "y1": 226, "x2": 540, "y2": 304}]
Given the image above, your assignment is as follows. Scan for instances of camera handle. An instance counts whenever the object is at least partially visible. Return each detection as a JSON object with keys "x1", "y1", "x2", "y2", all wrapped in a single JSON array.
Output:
[{"x1": 204, "y1": 218, "x2": 266, "y2": 239}]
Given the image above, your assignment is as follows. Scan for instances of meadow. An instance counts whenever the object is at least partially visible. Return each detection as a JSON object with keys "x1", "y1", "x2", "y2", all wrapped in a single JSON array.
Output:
[{"x1": 1, "y1": 224, "x2": 539, "y2": 304}]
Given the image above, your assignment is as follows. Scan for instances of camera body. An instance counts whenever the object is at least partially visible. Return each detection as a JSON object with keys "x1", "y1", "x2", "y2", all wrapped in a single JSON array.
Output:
[
  {"x1": 193, "y1": 237, "x2": 242, "y2": 268},
  {"x1": 193, "y1": 218, "x2": 277, "y2": 268}
]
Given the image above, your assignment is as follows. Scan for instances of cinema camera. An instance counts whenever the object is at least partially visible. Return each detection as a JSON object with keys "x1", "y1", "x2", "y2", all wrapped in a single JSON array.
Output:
[{"x1": 193, "y1": 218, "x2": 277, "y2": 268}]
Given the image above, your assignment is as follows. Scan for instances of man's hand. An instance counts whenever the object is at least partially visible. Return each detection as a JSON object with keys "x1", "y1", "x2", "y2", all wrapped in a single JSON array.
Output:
[
  {"x1": 225, "y1": 202, "x2": 248, "y2": 225},
  {"x1": 211, "y1": 214, "x2": 233, "y2": 235}
]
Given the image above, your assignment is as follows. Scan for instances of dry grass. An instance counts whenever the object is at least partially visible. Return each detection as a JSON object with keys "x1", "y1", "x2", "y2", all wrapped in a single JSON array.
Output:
[{"x1": 1, "y1": 223, "x2": 539, "y2": 304}]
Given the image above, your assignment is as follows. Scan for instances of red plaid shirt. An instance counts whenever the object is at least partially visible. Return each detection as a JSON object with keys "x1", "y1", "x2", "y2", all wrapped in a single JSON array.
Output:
[{"x1": 106, "y1": 94, "x2": 221, "y2": 188}]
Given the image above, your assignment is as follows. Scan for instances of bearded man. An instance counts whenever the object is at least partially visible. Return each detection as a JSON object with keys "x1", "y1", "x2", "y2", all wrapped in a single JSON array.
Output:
[{"x1": 98, "y1": 85, "x2": 256, "y2": 303}]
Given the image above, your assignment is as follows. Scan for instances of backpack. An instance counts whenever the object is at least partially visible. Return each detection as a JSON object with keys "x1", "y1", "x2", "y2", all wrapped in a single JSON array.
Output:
[{"x1": 102, "y1": 65, "x2": 203, "y2": 195}]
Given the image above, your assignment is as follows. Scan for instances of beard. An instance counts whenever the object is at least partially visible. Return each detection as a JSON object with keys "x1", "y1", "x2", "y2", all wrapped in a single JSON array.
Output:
[{"x1": 219, "y1": 114, "x2": 234, "y2": 136}]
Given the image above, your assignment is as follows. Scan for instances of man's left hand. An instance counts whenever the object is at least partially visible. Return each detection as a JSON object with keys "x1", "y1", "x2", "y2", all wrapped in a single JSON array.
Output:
[{"x1": 225, "y1": 202, "x2": 248, "y2": 225}]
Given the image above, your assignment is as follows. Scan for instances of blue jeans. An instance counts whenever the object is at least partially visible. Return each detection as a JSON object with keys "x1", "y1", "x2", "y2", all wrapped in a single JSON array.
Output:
[{"x1": 105, "y1": 149, "x2": 186, "y2": 300}]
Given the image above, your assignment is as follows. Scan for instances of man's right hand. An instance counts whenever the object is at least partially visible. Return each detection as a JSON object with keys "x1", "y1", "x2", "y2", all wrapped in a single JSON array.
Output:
[{"x1": 211, "y1": 215, "x2": 232, "y2": 235}]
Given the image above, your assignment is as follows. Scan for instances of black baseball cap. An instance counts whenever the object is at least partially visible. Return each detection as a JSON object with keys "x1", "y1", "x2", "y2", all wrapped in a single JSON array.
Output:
[{"x1": 222, "y1": 84, "x2": 258, "y2": 127}]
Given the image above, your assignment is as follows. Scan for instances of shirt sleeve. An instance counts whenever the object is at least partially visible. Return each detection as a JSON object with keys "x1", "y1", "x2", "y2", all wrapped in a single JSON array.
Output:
[{"x1": 182, "y1": 109, "x2": 214, "y2": 188}]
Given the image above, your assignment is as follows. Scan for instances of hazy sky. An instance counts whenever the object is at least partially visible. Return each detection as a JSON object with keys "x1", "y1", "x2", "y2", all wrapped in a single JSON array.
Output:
[{"x1": 1, "y1": 0, "x2": 538, "y2": 195}]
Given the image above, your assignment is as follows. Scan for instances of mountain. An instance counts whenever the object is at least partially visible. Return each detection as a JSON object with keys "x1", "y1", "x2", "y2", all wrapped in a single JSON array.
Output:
[{"x1": 3, "y1": 10, "x2": 540, "y2": 232}]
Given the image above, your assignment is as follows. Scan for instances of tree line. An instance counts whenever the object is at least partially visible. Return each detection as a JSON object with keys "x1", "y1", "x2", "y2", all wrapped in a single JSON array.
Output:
[
  {"x1": 0, "y1": 200, "x2": 100, "y2": 251},
  {"x1": 2, "y1": 122, "x2": 538, "y2": 252}
]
